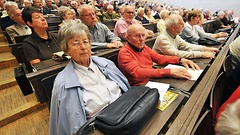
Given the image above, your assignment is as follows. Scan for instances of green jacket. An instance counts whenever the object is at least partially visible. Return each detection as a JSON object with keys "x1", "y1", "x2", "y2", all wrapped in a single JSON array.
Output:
[{"x1": 102, "y1": 12, "x2": 120, "y2": 23}]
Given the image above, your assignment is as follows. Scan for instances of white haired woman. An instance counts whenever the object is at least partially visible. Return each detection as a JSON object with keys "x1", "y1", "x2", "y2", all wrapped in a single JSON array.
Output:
[{"x1": 49, "y1": 21, "x2": 130, "y2": 135}]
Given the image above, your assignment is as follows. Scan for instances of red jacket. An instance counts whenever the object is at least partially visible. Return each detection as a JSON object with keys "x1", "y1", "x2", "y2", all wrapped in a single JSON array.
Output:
[
  {"x1": 118, "y1": 43, "x2": 180, "y2": 86},
  {"x1": 216, "y1": 86, "x2": 240, "y2": 120}
]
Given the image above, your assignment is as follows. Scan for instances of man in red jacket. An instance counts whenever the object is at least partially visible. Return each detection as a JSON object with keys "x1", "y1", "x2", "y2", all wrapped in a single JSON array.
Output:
[{"x1": 118, "y1": 24, "x2": 199, "y2": 86}]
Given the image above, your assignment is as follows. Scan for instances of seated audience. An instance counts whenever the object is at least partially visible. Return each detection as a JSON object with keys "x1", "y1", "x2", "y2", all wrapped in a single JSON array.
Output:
[
  {"x1": 195, "y1": 13, "x2": 228, "y2": 39},
  {"x1": 44, "y1": 0, "x2": 58, "y2": 10},
  {"x1": 135, "y1": 7, "x2": 149, "y2": 24},
  {"x1": 203, "y1": 9, "x2": 211, "y2": 20},
  {"x1": 22, "y1": 7, "x2": 61, "y2": 64},
  {"x1": 58, "y1": 6, "x2": 73, "y2": 28},
  {"x1": 49, "y1": 21, "x2": 130, "y2": 135},
  {"x1": 157, "y1": 9, "x2": 169, "y2": 32},
  {"x1": 6, "y1": 8, "x2": 32, "y2": 43},
  {"x1": 78, "y1": 4, "x2": 123, "y2": 49},
  {"x1": 182, "y1": 9, "x2": 189, "y2": 22},
  {"x1": 0, "y1": 0, "x2": 4, "y2": 11},
  {"x1": 221, "y1": 10, "x2": 232, "y2": 26},
  {"x1": 100, "y1": 0, "x2": 109, "y2": 13},
  {"x1": 215, "y1": 97, "x2": 240, "y2": 135},
  {"x1": 229, "y1": 35, "x2": 240, "y2": 70},
  {"x1": 17, "y1": 0, "x2": 25, "y2": 9},
  {"x1": 70, "y1": 1, "x2": 79, "y2": 18},
  {"x1": 33, "y1": 0, "x2": 51, "y2": 15},
  {"x1": 114, "y1": 5, "x2": 153, "y2": 41},
  {"x1": 153, "y1": 6, "x2": 162, "y2": 20},
  {"x1": 0, "y1": 1, "x2": 18, "y2": 30},
  {"x1": 181, "y1": 10, "x2": 202, "y2": 44},
  {"x1": 153, "y1": 14, "x2": 218, "y2": 59},
  {"x1": 102, "y1": 5, "x2": 120, "y2": 23},
  {"x1": 212, "y1": 11, "x2": 231, "y2": 33},
  {"x1": 118, "y1": 24, "x2": 200, "y2": 86},
  {"x1": 144, "y1": 6, "x2": 157, "y2": 23},
  {"x1": 24, "y1": 0, "x2": 32, "y2": 7}
]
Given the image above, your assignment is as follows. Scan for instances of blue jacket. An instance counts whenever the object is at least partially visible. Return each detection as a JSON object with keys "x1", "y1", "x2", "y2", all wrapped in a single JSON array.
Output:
[{"x1": 49, "y1": 56, "x2": 130, "y2": 135}]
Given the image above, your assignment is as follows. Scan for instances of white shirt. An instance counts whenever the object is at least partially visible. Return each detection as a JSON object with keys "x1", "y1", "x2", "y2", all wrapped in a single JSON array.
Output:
[{"x1": 73, "y1": 59, "x2": 121, "y2": 118}]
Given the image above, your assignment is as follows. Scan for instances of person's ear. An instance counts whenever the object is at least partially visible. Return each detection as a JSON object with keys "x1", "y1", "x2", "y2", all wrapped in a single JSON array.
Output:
[{"x1": 27, "y1": 21, "x2": 33, "y2": 28}]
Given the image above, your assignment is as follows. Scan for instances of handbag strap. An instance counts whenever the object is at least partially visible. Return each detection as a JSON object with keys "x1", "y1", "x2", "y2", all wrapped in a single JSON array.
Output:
[{"x1": 76, "y1": 117, "x2": 95, "y2": 135}]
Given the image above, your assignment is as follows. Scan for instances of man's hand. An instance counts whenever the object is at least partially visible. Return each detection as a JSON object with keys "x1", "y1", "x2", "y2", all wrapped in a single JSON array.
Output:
[
  {"x1": 170, "y1": 68, "x2": 192, "y2": 80},
  {"x1": 106, "y1": 41, "x2": 123, "y2": 48},
  {"x1": 180, "y1": 58, "x2": 200, "y2": 70},
  {"x1": 145, "y1": 30, "x2": 154, "y2": 38},
  {"x1": 201, "y1": 52, "x2": 215, "y2": 58},
  {"x1": 204, "y1": 47, "x2": 218, "y2": 53}
]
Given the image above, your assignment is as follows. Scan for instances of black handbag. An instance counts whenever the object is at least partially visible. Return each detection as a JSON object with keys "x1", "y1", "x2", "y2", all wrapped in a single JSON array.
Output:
[
  {"x1": 198, "y1": 36, "x2": 222, "y2": 45},
  {"x1": 76, "y1": 86, "x2": 159, "y2": 135}
]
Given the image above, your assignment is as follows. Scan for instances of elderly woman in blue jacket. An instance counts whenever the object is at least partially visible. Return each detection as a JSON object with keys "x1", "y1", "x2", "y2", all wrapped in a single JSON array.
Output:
[{"x1": 49, "y1": 21, "x2": 130, "y2": 135}]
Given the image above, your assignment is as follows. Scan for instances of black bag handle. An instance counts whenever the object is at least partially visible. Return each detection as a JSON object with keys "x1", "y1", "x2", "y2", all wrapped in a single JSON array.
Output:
[{"x1": 76, "y1": 117, "x2": 95, "y2": 135}]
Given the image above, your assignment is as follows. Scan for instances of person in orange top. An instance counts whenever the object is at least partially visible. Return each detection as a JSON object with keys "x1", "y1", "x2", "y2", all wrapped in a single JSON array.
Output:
[{"x1": 118, "y1": 24, "x2": 199, "y2": 86}]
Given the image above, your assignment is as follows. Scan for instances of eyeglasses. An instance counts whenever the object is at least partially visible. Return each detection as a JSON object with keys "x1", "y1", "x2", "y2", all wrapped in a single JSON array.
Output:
[
  {"x1": 81, "y1": 13, "x2": 95, "y2": 17},
  {"x1": 70, "y1": 40, "x2": 91, "y2": 49},
  {"x1": 126, "y1": 11, "x2": 134, "y2": 15}
]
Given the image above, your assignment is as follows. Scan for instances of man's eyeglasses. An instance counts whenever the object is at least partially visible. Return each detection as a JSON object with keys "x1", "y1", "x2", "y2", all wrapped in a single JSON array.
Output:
[
  {"x1": 81, "y1": 13, "x2": 95, "y2": 17},
  {"x1": 126, "y1": 11, "x2": 134, "y2": 15},
  {"x1": 70, "y1": 40, "x2": 91, "y2": 49}
]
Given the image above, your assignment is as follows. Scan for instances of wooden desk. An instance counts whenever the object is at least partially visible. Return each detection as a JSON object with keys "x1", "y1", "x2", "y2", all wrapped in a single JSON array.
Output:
[
  {"x1": 152, "y1": 63, "x2": 209, "y2": 92},
  {"x1": 190, "y1": 44, "x2": 222, "y2": 64},
  {"x1": 27, "y1": 49, "x2": 119, "y2": 103},
  {"x1": 165, "y1": 23, "x2": 240, "y2": 135},
  {"x1": 140, "y1": 91, "x2": 186, "y2": 135}
]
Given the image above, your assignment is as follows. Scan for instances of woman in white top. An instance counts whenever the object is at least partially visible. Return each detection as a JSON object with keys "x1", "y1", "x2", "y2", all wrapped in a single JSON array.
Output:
[
  {"x1": 194, "y1": 13, "x2": 227, "y2": 39},
  {"x1": 144, "y1": 6, "x2": 157, "y2": 23},
  {"x1": 157, "y1": 9, "x2": 169, "y2": 32}
]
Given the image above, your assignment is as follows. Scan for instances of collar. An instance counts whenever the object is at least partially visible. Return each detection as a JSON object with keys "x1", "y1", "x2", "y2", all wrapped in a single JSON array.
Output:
[
  {"x1": 88, "y1": 22, "x2": 99, "y2": 31},
  {"x1": 166, "y1": 29, "x2": 176, "y2": 39},
  {"x1": 73, "y1": 58, "x2": 95, "y2": 76},
  {"x1": 31, "y1": 31, "x2": 52, "y2": 42},
  {"x1": 185, "y1": 22, "x2": 193, "y2": 30},
  {"x1": 121, "y1": 17, "x2": 134, "y2": 25},
  {"x1": 128, "y1": 42, "x2": 144, "y2": 52}
]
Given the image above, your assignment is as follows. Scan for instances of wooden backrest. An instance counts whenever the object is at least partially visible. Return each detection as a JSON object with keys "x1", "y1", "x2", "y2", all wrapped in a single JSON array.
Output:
[
  {"x1": 9, "y1": 43, "x2": 33, "y2": 73},
  {"x1": 3, "y1": 31, "x2": 13, "y2": 44},
  {"x1": 223, "y1": 54, "x2": 233, "y2": 76},
  {"x1": 14, "y1": 35, "x2": 28, "y2": 43},
  {"x1": 41, "y1": 73, "x2": 58, "y2": 100},
  {"x1": 46, "y1": 16, "x2": 61, "y2": 26},
  {"x1": 142, "y1": 23, "x2": 158, "y2": 33}
]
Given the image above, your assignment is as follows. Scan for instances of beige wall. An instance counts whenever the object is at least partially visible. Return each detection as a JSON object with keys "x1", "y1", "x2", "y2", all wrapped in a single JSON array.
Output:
[{"x1": 147, "y1": 0, "x2": 240, "y2": 18}]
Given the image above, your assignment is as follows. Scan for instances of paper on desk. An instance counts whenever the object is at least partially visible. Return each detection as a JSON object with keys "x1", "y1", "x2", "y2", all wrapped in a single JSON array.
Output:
[
  {"x1": 164, "y1": 64, "x2": 203, "y2": 80},
  {"x1": 146, "y1": 81, "x2": 170, "y2": 102}
]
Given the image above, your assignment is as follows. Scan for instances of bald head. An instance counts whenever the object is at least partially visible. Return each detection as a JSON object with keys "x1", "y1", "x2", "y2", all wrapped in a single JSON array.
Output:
[
  {"x1": 127, "y1": 24, "x2": 145, "y2": 36},
  {"x1": 126, "y1": 24, "x2": 146, "y2": 49}
]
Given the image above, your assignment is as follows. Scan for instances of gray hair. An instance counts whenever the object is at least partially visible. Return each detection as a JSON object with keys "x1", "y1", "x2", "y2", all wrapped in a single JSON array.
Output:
[
  {"x1": 160, "y1": 9, "x2": 169, "y2": 19},
  {"x1": 215, "y1": 99, "x2": 240, "y2": 135},
  {"x1": 107, "y1": 5, "x2": 114, "y2": 10},
  {"x1": 8, "y1": 7, "x2": 19, "y2": 19},
  {"x1": 165, "y1": 14, "x2": 181, "y2": 29},
  {"x1": 58, "y1": 21, "x2": 92, "y2": 52},
  {"x1": 77, "y1": 4, "x2": 93, "y2": 16},
  {"x1": 58, "y1": 6, "x2": 71, "y2": 18},
  {"x1": 4, "y1": 1, "x2": 18, "y2": 9}
]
